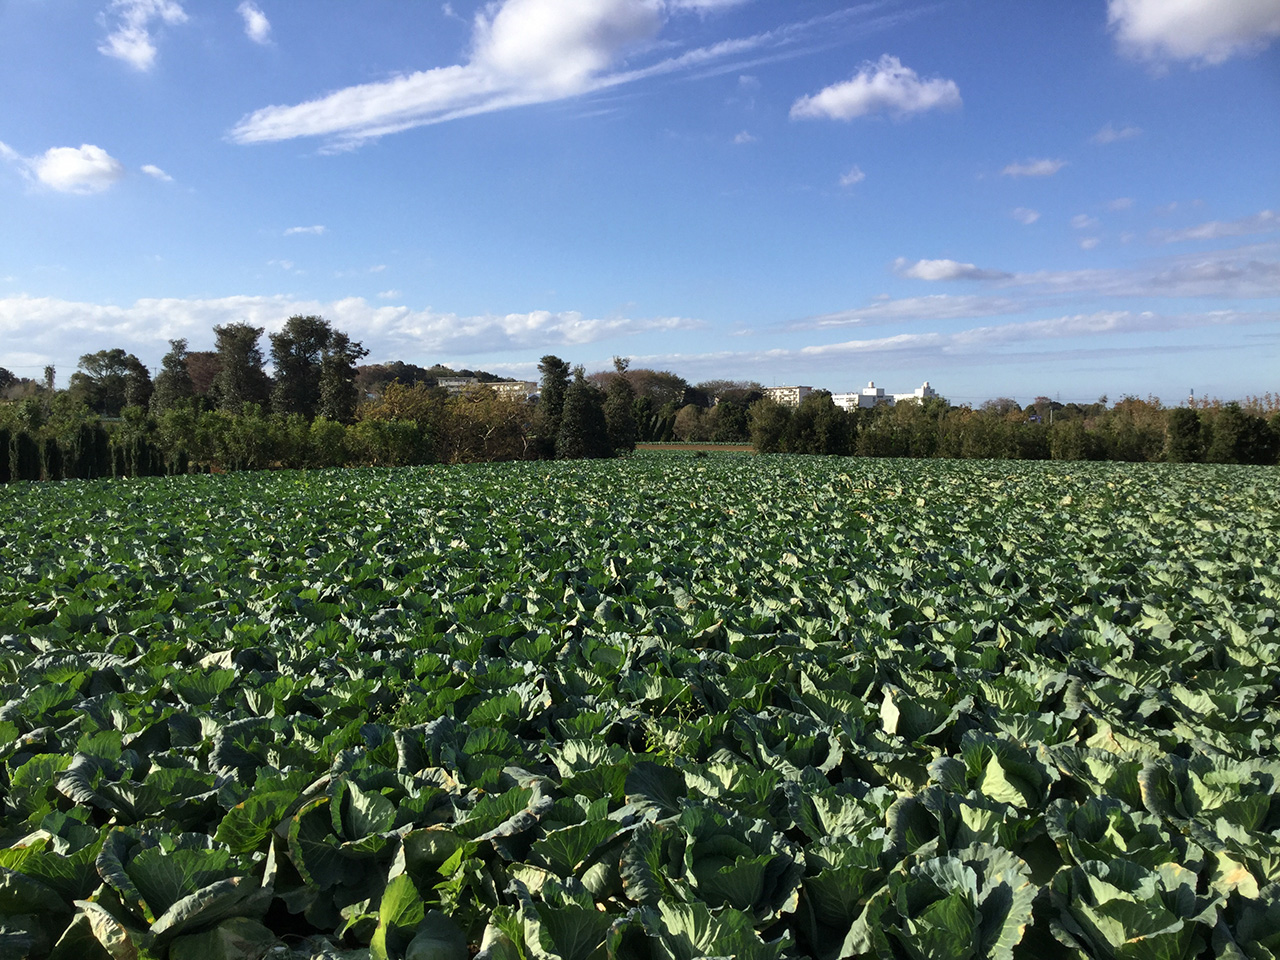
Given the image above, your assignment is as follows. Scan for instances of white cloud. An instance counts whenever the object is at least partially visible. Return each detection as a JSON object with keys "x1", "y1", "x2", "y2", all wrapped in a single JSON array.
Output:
[
  {"x1": 23, "y1": 144, "x2": 126, "y2": 194},
  {"x1": 839, "y1": 165, "x2": 865, "y2": 187},
  {"x1": 1080, "y1": 237, "x2": 1101, "y2": 250},
  {"x1": 229, "y1": 5, "x2": 901, "y2": 147},
  {"x1": 98, "y1": 0, "x2": 188, "y2": 71},
  {"x1": 141, "y1": 163, "x2": 172, "y2": 181},
  {"x1": 1109, "y1": 197, "x2": 1134, "y2": 211},
  {"x1": 0, "y1": 293, "x2": 704, "y2": 368},
  {"x1": 1, "y1": 141, "x2": 129, "y2": 194},
  {"x1": 1071, "y1": 214, "x2": 1099, "y2": 229},
  {"x1": 669, "y1": 0, "x2": 751, "y2": 10},
  {"x1": 1011, "y1": 207, "x2": 1040, "y2": 225},
  {"x1": 1108, "y1": 0, "x2": 1280, "y2": 66},
  {"x1": 284, "y1": 225, "x2": 326, "y2": 236},
  {"x1": 790, "y1": 55, "x2": 960, "y2": 121},
  {"x1": 1001, "y1": 158, "x2": 1067, "y2": 178},
  {"x1": 795, "y1": 295, "x2": 1025, "y2": 329},
  {"x1": 377, "y1": 289, "x2": 401, "y2": 299},
  {"x1": 1093, "y1": 122, "x2": 1142, "y2": 143},
  {"x1": 640, "y1": 307, "x2": 1279, "y2": 381},
  {"x1": 1008, "y1": 243, "x2": 1280, "y2": 299},
  {"x1": 732, "y1": 130, "x2": 757, "y2": 144},
  {"x1": 238, "y1": 1, "x2": 271, "y2": 44},
  {"x1": 894, "y1": 258, "x2": 1012, "y2": 282},
  {"x1": 231, "y1": 0, "x2": 681, "y2": 145},
  {"x1": 1155, "y1": 209, "x2": 1278, "y2": 243}
]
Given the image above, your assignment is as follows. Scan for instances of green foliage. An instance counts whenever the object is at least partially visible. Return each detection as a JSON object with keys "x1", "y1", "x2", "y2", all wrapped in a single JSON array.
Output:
[
  {"x1": 211, "y1": 323, "x2": 270, "y2": 412},
  {"x1": 1, "y1": 456, "x2": 1279, "y2": 957}
]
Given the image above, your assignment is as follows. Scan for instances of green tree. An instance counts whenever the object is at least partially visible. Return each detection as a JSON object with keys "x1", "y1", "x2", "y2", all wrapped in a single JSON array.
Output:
[
  {"x1": 150, "y1": 338, "x2": 195, "y2": 416},
  {"x1": 535, "y1": 355, "x2": 571, "y2": 458},
  {"x1": 317, "y1": 330, "x2": 369, "y2": 423},
  {"x1": 673, "y1": 404, "x2": 708, "y2": 442},
  {"x1": 603, "y1": 356, "x2": 637, "y2": 453},
  {"x1": 1206, "y1": 403, "x2": 1277, "y2": 465},
  {"x1": 211, "y1": 323, "x2": 270, "y2": 412},
  {"x1": 555, "y1": 367, "x2": 610, "y2": 459},
  {"x1": 748, "y1": 398, "x2": 791, "y2": 453},
  {"x1": 69, "y1": 348, "x2": 152, "y2": 417},
  {"x1": 270, "y1": 315, "x2": 333, "y2": 418},
  {"x1": 1165, "y1": 408, "x2": 1204, "y2": 462}
]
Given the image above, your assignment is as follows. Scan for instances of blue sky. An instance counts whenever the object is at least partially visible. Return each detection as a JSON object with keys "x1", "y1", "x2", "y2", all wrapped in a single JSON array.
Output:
[{"x1": 1, "y1": 0, "x2": 1278, "y2": 405}]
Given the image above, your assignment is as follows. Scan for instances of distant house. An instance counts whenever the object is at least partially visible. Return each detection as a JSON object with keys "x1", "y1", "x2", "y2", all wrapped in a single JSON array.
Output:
[
  {"x1": 436, "y1": 377, "x2": 479, "y2": 394},
  {"x1": 491, "y1": 380, "x2": 538, "y2": 401},
  {"x1": 764, "y1": 385, "x2": 813, "y2": 407}
]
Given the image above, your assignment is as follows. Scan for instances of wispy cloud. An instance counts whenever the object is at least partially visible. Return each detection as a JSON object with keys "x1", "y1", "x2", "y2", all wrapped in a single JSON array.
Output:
[
  {"x1": 1092, "y1": 121, "x2": 1141, "y2": 143},
  {"x1": 1001, "y1": 158, "x2": 1067, "y2": 178},
  {"x1": 1153, "y1": 209, "x2": 1278, "y2": 243},
  {"x1": 891, "y1": 242, "x2": 1280, "y2": 300},
  {"x1": 894, "y1": 258, "x2": 1013, "y2": 282},
  {"x1": 1071, "y1": 214, "x2": 1099, "y2": 229},
  {"x1": 1108, "y1": 0, "x2": 1280, "y2": 66},
  {"x1": 284, "y1": 225, "x2": 326, "y2": 236},
  {"x1": 0, "y1": 293, "x2": 705, "y2": 366},
  {"x1": 792, "y1": 294, "x2": 1026, "y2": 329},
  {"x1": 238, "y1": 1, "x2": 272, "y2": 45},
  {"x1": 0, "y1": 141, "x2": 126, "y2": 194},
  {"x1": 635, "y1": 307, "x2": 1278, "y2": 382},
  {"x1": 732, "y1": 130, "x2": 757, "y2": 144},
  {"x1": 839, "y1": 165, "x2": 865, "y2": 187},
  {"x1": 141, "y1": 163, "x2": 172, "y2": 181},
  {"x1": 98, "y1": 0, "x2": 188, "y2": 72},
  {"x1": 790, "y1": 54, "x2": 960, "y2": 121},
  {"x1": 1011, "y1": 207, "x2": 1039, "y2": 225},
  {"x1": 230, "y1": 0, "x2": 859, "y2": 148}
]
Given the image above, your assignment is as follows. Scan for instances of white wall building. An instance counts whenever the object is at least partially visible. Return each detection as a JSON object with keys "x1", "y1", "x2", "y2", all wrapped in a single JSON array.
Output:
[
  {"x1": 491, "y1": 380, "x2": 538, "y2": 401},
  {"x1": 764, "y1": 385, "x2": 813, "y2": 406},
  {"x1": 832, "y1": 381, "x2": 937, "y2": 410},
  {"x1": 892, "y1": 381, "x2": 938, "y2": 404}
]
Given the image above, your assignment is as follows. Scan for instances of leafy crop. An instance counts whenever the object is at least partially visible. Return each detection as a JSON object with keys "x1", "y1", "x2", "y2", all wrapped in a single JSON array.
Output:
[{"x1": 0, "y1": 455, "x2": 1278, "y2": 958}]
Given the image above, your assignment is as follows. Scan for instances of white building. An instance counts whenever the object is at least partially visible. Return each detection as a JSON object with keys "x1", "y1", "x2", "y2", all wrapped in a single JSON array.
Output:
[
  {"x1": 491, "y1": 380, "x2": 538, "y2": 401},
  {"x1": 764, "y1": 385, "x2": 813, "y2": 406},
  {"x1": 892, "y1": 381, "x2": 938, "y2": 404},
  {"x1": 832, "y1": 381, "x2": 937, "y2": 410}
]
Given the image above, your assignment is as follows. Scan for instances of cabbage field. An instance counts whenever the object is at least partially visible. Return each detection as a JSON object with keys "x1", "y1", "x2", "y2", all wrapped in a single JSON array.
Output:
[{"x1": 1, "y1": 454, "x2": 1278, "y2": 960}]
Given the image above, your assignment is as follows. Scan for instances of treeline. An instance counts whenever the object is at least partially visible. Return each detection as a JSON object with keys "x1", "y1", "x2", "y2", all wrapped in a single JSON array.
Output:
[
  {"x1": 746, "y1": 392, "x2": 1280, "y2": 465},
  {"x1": 3, "y1": 316, "x2": 1279, "y2": 480},
  {"x1": 0, "y1": 314, "x2": 646, "y2": 479}
]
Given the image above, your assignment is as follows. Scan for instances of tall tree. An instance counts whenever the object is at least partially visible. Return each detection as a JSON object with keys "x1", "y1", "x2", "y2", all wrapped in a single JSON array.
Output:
[
  {"x1": 69, "y1": 349, "x2": 152, "y2": 417},
  {"x1": 211, "y1": 323, "x2": 270, "y2": 412},
  {"x1": 1164, "y1": 408, "x2": 1204, "y2": 463},
  {"x1": 270, "y1": 316, "x2": 367, "y2": 421},
  {"x1": 150, "y1": 339, "x2": 195, "y2": 415},
  {"x1": 317, "y1": 330, "x2": 369, "y2": 423},
  {"x1": 535, "y1": 355, "x2": 571, "y2": 458},
  {"x1": 270, "y1": 315, "x2": 332, "y2": 418},
  {"x1": 604, "y1": 356, "x2": 637, "y2": 453},
  {"x1": 555, "y1": 366, "x2": 610, "y2": 460}
]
